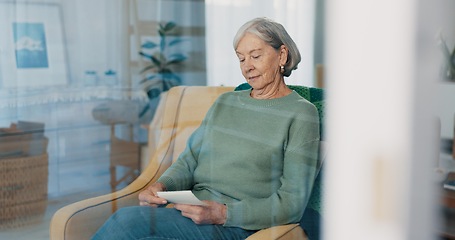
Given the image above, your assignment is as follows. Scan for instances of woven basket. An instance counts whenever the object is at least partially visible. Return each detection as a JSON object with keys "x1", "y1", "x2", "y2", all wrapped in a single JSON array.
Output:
[{"x1": 0, "y1": 153, "x2": 48, "y2": 229}]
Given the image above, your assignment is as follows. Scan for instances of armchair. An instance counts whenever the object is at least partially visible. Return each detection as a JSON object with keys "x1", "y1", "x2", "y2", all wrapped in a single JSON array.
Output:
[{"x1": 50, "y1": 84, "x2": 325, "y2": 240}]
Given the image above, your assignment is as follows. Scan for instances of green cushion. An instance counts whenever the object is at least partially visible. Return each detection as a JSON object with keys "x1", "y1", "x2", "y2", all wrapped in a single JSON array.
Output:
[{"x1": 234, "y1": 82, "x2": 325, "y2": 214}]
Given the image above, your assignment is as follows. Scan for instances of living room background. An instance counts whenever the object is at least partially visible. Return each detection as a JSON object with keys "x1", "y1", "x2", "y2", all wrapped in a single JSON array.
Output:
[{"x1": 0, "y1": 0, "x2": 320, "y2": 238}]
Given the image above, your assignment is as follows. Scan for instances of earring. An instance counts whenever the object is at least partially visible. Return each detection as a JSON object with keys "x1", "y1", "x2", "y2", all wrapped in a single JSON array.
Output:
[{"x1": 280, "y1": 65, "x2": 285, "y2": 74}]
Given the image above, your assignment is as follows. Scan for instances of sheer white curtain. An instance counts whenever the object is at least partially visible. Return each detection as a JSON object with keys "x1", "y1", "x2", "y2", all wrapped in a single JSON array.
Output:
[
  {"x1": 61, "y1": 0, "x2": 127, "y2": 86},
  {"x1": 205, "y1": 0, "x2": 315, "y2": 87}
]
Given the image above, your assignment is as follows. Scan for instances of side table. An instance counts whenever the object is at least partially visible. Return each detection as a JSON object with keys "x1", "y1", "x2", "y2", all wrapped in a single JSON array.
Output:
[{"x1": 92, "y1": 100, "x2": 147, "y2": 193}]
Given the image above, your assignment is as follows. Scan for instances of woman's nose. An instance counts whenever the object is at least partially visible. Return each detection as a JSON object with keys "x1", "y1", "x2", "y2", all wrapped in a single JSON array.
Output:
[{"x1": 242, "y1": 59, "x2": 253, "y2": 72}]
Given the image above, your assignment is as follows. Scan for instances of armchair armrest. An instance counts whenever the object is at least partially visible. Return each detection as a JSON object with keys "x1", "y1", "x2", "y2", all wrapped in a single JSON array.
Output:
[
  {"x1": 50, "y1": 133, "x2": 175, "y2": 240},
  {"x1": 246, "y1": 224, "x2": 308, "y2": 240},
  {"x1": 49, "y1": 174, "x2": 152, "y2": 240}
]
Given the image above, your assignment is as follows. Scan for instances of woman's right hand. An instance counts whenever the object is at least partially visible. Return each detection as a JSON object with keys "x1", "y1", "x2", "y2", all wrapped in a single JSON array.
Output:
[{"x1": 138, "y1": 182, "x2": 168, "y2": 207}]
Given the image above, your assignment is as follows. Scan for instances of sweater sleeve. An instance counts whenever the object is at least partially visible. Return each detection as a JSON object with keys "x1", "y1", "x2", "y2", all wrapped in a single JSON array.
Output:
[
  {"x1": 224, "y1": 105, "x2": 320, "y2": 230},
  {"x1": 156, "y1": 126, "x2": 203, "y2": 191},
  {"x1": 157, "y1": 102, "x2": 216, "y2": 191}
]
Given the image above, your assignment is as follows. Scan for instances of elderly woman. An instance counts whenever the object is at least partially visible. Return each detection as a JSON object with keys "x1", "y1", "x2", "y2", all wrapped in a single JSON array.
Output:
[{"x1": 92, "y1": 17, "x2": 320, "y2": 240}]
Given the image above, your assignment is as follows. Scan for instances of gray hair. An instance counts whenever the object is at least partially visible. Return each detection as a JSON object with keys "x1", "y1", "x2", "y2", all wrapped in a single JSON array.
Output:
[{"x1": 233, "y1": 17, "x2": 301, "y2": 77}]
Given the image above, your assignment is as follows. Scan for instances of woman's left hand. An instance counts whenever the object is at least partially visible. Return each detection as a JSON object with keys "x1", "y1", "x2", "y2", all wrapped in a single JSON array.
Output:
[{"x1": 174, "y1": 201, "x2": 227, "y2": 225}]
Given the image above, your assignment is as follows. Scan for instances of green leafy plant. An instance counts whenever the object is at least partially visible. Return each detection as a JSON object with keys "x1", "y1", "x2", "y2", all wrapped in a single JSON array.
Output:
[
  {"x1": 138, "y1": 22, "x2": 187, "y2": 117},
  {"x1": 438, "y1": 33, "x2": 455, "y2": 80}
]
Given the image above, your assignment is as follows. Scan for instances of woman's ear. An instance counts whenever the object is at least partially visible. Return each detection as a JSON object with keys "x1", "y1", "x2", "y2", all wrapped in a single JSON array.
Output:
[{"x1": 279, "y1": 45, "x2": 288, "y2": 65}]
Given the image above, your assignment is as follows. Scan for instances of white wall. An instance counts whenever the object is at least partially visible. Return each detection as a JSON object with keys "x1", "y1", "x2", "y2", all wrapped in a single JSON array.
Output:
[
  {"x1": 437, "y1": 83, "x2": 455, "y2": 139},
  {"x1": 61, "y1": 0, "x2": 123, "y2": 86}
]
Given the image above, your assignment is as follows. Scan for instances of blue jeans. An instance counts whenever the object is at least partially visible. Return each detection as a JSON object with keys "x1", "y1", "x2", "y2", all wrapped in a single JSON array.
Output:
[
  {"x1": 91, "y1": 206, "x2": 321, "y2": 240},
  {"x1": 91, "y1": 206, "x2": 256, "y2": 240}
]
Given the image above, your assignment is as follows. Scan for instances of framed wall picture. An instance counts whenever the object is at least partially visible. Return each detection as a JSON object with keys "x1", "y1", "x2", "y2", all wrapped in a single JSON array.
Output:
[{"x1": 0, "y1": 1, "x2": 68, "y2": 88}]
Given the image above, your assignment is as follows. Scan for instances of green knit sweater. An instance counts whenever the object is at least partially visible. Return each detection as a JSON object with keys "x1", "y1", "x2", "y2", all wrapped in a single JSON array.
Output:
[{"x1": 157, "y1": 89, "x2": 320, "y2": 230}]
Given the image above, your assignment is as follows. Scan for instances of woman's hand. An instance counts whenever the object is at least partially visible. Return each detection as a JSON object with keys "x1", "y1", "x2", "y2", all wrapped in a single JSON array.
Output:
[
  {"x1": 174, "y1": 201, "x2": 227, "y2": 225},
  {"x1": 138, "y1": 182, "x2": 168, "y2": 207}
]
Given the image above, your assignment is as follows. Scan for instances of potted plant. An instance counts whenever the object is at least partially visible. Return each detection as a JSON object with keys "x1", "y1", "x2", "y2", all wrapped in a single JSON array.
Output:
[
  {"x1": 438, "y1": 33, "x2": 455, "y2": 80},
  {"x1": 138, "y1": 21, "x2": 187, "y2": 119}
]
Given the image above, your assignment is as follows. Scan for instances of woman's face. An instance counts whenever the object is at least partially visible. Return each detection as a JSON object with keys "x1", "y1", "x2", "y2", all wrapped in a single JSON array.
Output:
[{"x1": 235, "y1": 33, "x2": 287, "y2": 90}]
